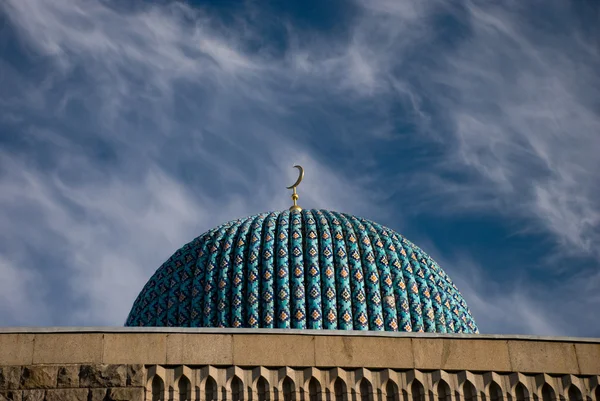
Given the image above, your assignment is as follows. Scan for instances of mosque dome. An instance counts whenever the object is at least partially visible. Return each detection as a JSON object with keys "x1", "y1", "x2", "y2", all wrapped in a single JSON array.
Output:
[{"x1": 125, "y1": 209, "x2": 478, "y2": 333}]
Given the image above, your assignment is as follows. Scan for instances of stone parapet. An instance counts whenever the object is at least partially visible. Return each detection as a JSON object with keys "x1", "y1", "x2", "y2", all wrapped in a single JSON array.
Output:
[{"x1": 1, "y1": 329, "x2": 600, "y2": 375}]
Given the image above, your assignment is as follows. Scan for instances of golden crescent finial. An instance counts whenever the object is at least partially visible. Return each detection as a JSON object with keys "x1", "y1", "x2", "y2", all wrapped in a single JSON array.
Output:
[
  {"x1": 286, "y1": 165, "x2": 304, "y2": 189},
  {"x1": 287, "y1": 165, "x2": 304, "y2": 212}
]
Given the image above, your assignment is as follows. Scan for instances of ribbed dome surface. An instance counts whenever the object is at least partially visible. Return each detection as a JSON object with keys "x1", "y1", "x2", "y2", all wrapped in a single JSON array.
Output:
[{"x1": 126, "y1": 210, "x2": 478, "y2": 333}]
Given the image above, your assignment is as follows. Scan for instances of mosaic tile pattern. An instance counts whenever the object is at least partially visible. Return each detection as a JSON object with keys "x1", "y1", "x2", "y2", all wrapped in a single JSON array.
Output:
[{"x1": 126, "y1": 210, "x2": 479, "y2": 333}]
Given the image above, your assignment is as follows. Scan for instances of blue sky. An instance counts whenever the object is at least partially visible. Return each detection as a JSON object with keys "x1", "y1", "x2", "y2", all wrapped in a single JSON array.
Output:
[{"x1": 1, "y1": 0, "x2": 599, "y2": 336}]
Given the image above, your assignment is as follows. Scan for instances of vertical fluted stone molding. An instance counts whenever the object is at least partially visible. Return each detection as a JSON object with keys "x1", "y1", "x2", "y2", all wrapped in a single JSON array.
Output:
[
  {"x1": 252, "y1": 367, "x2": 274, "y2": 401},
  {"x1": 173, "y1": 366, "x2": 194, "y2": 401},
  {"x1": 509, "y1": 373, "x2": 534, "y2": 401},
  {"x1": 535, "y1": 374, "x2": 559, "y2": 401},
  {"x1": 277, "y1": 368, "x2": 301, "y2": 401},
  {"x1": 146, "y1": 365, "x2": 167, "y2": 401}
]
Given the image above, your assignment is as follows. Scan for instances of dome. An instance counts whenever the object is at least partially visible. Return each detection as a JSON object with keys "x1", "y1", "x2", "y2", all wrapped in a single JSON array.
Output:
[{"x1": 125, "y1": 209, "x2": 478, "y2": 333}]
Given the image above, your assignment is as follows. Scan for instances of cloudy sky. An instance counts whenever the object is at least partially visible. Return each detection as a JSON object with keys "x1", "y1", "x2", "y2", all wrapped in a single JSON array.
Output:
[{"x1": 1, "y1": 0, "x2": 599, "y2": 336}]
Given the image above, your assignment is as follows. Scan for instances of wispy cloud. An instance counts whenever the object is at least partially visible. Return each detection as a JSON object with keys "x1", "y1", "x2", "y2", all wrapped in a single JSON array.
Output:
[
  {"x1": 452, "y1": 255, "x2": 600, "y2": 337},
  {"x1": 324, "y1": 0, "x2": 600, "y2": 261},
  {"x1": 0, "y1": 0, "x2": 598, "y2": 334},
  {"x1": 417, "y1": 2, "x2": 600, "y2": 259},
  {"x1": 0, "y1": 0, "x2": 380, "y2": 325}
]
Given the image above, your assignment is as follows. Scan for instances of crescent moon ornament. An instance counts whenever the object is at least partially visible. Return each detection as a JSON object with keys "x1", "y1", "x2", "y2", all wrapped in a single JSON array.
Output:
[
  {"x1": 286, "y1": 165, "x2": 304, "y2": 189},
  {"x1": 287, "y1": 165, "x2": 304, "y2": 212}
]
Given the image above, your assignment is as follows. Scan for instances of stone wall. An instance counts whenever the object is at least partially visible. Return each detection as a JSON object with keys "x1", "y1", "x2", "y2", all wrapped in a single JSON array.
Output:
[
  {"x1": 0, "y1": 364, "x2": 144, "y2": 401},
  {"x1": 2, "y1": 364, "x2": 599, "y2": 401},
  {"x1": 1, "y1": 330, "x2": 599, "y2": 401},
  {"x1": 144, "y1": 365, "x2": 600, "y2": 401}
]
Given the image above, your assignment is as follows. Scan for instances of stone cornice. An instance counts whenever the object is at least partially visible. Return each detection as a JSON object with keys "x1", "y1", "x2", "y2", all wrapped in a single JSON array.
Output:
[
  {"x1": 0, "y1": 327, "x2": 598, "y2": 344},
  {"x1": 1, "y1": 330, "x2": 600, "y2": 375}
]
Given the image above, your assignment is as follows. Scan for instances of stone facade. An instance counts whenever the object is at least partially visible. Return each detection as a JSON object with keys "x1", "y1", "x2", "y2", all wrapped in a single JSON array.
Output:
[
  {"x1": 1, "y1": 330, "x2": 599, "y2": 401},
  {"x1": 1, "y1": 363, "x2": 598, "y2": 401},
  {"x1": 0, "y1": 364, "x2": 144, "y2": 401}
]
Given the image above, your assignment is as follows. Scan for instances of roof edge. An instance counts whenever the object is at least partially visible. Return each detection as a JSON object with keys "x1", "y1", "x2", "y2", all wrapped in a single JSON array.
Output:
[{"x1": 1, "y1": 326, "x2": 599, "y2": 343}]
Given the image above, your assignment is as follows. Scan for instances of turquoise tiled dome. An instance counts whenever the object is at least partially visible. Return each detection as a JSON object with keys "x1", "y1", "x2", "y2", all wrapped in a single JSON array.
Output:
[{"x1": 125, "y1": 210, "x2": 478, "y2": 333}]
